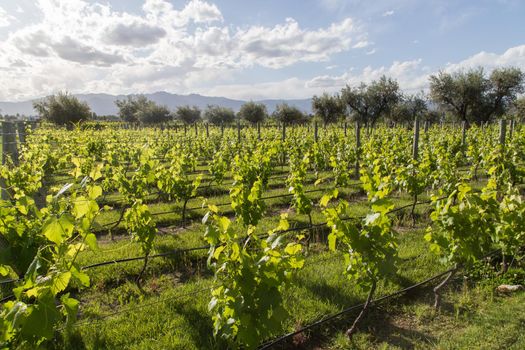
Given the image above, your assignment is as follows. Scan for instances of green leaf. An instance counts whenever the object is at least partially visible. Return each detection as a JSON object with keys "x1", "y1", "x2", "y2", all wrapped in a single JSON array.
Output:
[
  {"x1": 328, "y1": 232, "x2": 337, "y2": 251},
  {"x1": 85, "y1": 233, "x2": 98, "y2": 251},
  {"x1": 51, "y1": 271, "x2": 71, "y2": 295},
  {"x1": 88, "y1": 185, "x2": 103, "y2": 200},
  {"x1": 42, "y1": 216, "x2": 74, "y2": 245}
]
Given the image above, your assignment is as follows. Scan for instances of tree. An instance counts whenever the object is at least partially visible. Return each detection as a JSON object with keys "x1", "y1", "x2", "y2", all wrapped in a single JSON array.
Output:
[
  {"x1": 271, "y1": 103, "x2": 307, "y2": 124},
  {"x1": 175, "y1": 105, "x2": 201, "y2": 124},
  {"x1": 135, "y1": 103, "x2": 171, "y2": 124},
  {"x1": 33, "y1": 92, "x2": 91, "y2": 125},
  {"x1": 511, "y1": 96, "x2": 525, "y2": 121},
  {"x1": 115, "y1": 95, "x2": 171, "y2": 124},
  {"x1": 341, "y1": 76, "x2": 400, "y2": 127},
  {"x1": 311, "y1": 93, "x2": 345, "y2": 125},
  {"x1": 475, "y1": 67, "x2": 525, "y2": 122},
  {"x1": 238, "y1": 101, "x2": 267, "y2": 124},
  {"x1": 115, "y1": 95, "x2": 149, "y2": 123},
  {"x1": 204, "y1": 105, "x2": 236, "y2": 125},
  {"x1": 429, "y1": 67, "x2": 524, "y2": 124},
  {"x1": 389, "y1": 93, "x2": 427, "y2": 124}
]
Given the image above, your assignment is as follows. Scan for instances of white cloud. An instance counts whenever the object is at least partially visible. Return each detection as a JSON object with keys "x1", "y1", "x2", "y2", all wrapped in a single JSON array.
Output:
[
  {"x1": 104, "y1": 20, "x2": 166, "y2": 47},
  {"x1": 352, "y1": 40, "x2": 369, "y2": 49},
  {"x1": 0, "y1": 6, "x2": 14, "y2": 27},
  {"x1": 0, "y1": 0, "x2": 367, "y2": 100},
  {"x1": 444, "y1": 45, "x2": 525, "y2": 72},
  {"x1": 366, "y1": 48, "x2": 376, "y2": 55},
  {"x1": 382, "y1": 10, "x2": 395, "y2": 17}
]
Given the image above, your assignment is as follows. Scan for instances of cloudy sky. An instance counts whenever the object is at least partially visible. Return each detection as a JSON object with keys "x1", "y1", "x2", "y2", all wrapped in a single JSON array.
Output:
[{"x1": 0, "y1": 0, "x2": 524, "y2": 101}]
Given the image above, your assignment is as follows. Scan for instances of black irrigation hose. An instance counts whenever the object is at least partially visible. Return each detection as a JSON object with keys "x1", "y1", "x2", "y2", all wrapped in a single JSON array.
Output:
[
  {"x1": 0, "y1": 294, "x2": 15, "y2": 303},
  {"x1": 79, "y1": 198, "x2": 437, "y2": 271},
  {"x1": 258, "y1": 249, "x2": 502, "y2": 350},
  {"x1": 81, "y1": 244, "x2": 211, "y2": 270}
]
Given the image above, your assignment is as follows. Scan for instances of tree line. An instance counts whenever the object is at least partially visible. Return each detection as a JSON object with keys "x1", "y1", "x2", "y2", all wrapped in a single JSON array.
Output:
[{"x1": 32, "y1": 66, "x2": 525, "y2": 126}]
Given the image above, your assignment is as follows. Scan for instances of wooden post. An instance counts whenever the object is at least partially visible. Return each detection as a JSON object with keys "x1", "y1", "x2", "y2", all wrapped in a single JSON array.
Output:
[
  {"x1": 184, "y1": 124, "x2": 187, "y2": 136},
  {"x1": 461, "y1": 121, "x2": 467, "y2": 147},
  {"x1": 282, "y1": 122, "x2": 286, "y2": 141},
  {"x1": 16, "y1": 121, "x2": 26, "y2": 144},
  {"x1": 344, "y1": 122, "x2": 347, "y2": 137},
  {"x1": 314, "y1": 121, "x2": 318, "y2": 143},
  {"x1": 424, "y1": 120, "x2": 429, "y2": 133},
  {"x1": 355, "y1": 121, "x2": 361, "y2": 178},
  {"x1": 257, "y1": 122, "x2": 261, "y2": 140},
  {"x1": 509, "y1": 119, "x2": 514, "y2": 140},
  {"x1": 499, "y1": 119, "x2": 506, "y2": 146},
  {"x1": 412, "y1": 118, "x2": 420, "y2": 160},
  {"x1": 194, "y1": 122, "x2": 198, "y2": 136},
  {"x1": 205, "y1": 122, "x2": 209, "y2": 138},
  {"x1": 237, "y1": 120, "x2": 241, "y2": 142},
  {"x1": 221, "y1": 123, "x2": 224, "y2": 137},
  {"x1": 2, "y1": 122, "x2": 18, "y2": 165}
]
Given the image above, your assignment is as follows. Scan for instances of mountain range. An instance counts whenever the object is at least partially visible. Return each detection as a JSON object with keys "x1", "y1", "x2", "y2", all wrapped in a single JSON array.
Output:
[{"x1": 0, "y1": 92, "x2": 313, "y2": 117}]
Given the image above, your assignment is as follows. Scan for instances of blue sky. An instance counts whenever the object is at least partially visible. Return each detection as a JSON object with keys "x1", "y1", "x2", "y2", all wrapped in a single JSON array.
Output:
[{"x1": 0, "y1": 0, "x2": 524, "y2": 101}]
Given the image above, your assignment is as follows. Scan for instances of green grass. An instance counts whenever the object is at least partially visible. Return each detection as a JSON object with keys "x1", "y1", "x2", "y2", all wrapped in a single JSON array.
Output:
[{"x1": 22, "y1": 162, "x2": 519, "y2": 350}]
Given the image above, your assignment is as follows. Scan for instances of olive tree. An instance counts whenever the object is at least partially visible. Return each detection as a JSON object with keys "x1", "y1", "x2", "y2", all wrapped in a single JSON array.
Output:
[
  {"x1": 341, "y1": 76, "x2": 401, "y2": 127},
  {"x1": 238, "y1": 101, "x2": 267, "y2": 124},
  {"x1": 175, "y1": 105, "x2": 201, "y2": 124},
  {"x1": 312, "y1": 93, "x2": 345, "y2": 125},
  {"x1": 33, "y1": 92, "x2": 91, "y2": 125},
  {"x1": 429, "y1": 67, "x2": 524, "y2": 124},
  {"x1": 271, "y1": 103, "x2": 307, "y2": 124},
  {"x1": 115, "y1": 95, "x2": 149, "y2": 123},
  {"x1": 115, "y1": 95, "x2": 171, "y2": 124},
  {"x1": 204, "y1": 105, "x2": 236, "y2": 125},
  {"x1": 389, "y1": 93, "x2": 427, "y2": 125}
]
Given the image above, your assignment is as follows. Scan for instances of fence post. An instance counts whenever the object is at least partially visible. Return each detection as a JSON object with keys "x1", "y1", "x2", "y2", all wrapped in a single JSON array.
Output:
[
  {"x1": 282, "y1": 122, "x2": 286, "y2": 141},
  {"x1": 194, "y1": 122, "x2": 198, "y2": 136},
  {"x1": 257, "y1": 122, "x2": 261, "y2": 140},
  {"x1": 205, "y1": 122, "x2": 209, "y2": 138},
  {"x1": 424, "y1": 120, "x2": 429, "y2": 133},
  {"x1": 355, "y1": 121, "x2": 361, "y2": 178},
  {"x1": 412, "y1": 118, "x2": 420, "y2": 160},
  {"x1": 184, "y1": 124, "x2": 187, "y2": 136},
  {"x1": 16, "y1": 121, "x2": 26, "y2": 144},
  {"x1": 461, "y1": 121, "x2": 467, "y2": 148},
  {"x1": 314, "y1": 121, "x2": 318, "y2": 143},
  {"x1": 237, "y1": 120, "x2": 241, "y2": 142},
  {"x1": 2, "y1": 122, "x2": 18, "y2": 165},
  {"x1": 344, "y1": 122, "x2": 347, "y2": 137},
  {"x1": 499, "y1": 119, "x2": 506, "y2": 146}
]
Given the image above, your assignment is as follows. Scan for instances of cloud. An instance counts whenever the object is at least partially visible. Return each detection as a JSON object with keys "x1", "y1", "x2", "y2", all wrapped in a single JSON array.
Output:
[
  {"x1": 366, "y1": 48, "x2": 376, "y2": 55},
  {"x1": 382, "y1": 10, "x2": 395, "y2": 16},
  {"x1": 51, "y1": 36, "x2": 125, "y2": 66},
  {"x1": 444, "y1": 45, "x2": 525, "y2": 72},
  {"x1": 0, "y1": 6, "x2": 14, "y2": 27},
  {"x1": 105, "y1": 20, "x2": 166, "y2": 46},
  {"x1": 11, "y1": 29, "x2": 53, "y2": 57},
  {"x1": 352, "y1": 40, "x2": 370, "y2": 49},
  {"x1": 236, "y1": 18, "x2": 360, "y2": 68},
  {"x1": 0, "y1": 0, "x2": 368, "y2": 101}
]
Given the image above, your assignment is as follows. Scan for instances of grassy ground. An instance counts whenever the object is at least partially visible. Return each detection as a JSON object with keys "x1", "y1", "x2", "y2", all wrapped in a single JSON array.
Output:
[
  {"x1": 47, "y1": 175, "x2": 524, "y2": 350},
  {"x1": 3, "y1": 154, "x2": 520, "y2": 349}
]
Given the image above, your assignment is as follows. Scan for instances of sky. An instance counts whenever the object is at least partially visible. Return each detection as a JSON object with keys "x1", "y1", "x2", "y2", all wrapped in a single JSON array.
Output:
[{"x1": 0, "y1": 0, "x2": 524, "y2": 101}]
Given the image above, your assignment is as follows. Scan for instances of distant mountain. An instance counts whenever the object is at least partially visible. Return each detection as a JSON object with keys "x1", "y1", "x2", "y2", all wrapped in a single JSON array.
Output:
[{"x1": 0, "y1": 92, "x2": 313, "y2": 116}]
